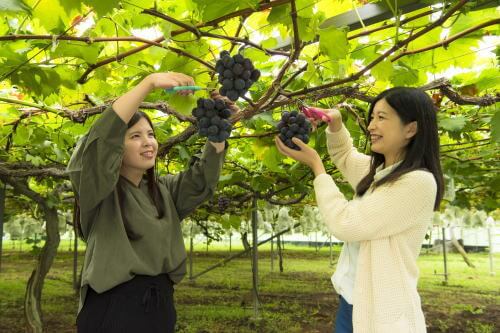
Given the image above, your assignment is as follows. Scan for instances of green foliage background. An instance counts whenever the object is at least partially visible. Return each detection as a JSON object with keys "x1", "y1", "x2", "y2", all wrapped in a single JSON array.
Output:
[{"x1": 0, "y1": 0, "x2": 498, "y2": 226}]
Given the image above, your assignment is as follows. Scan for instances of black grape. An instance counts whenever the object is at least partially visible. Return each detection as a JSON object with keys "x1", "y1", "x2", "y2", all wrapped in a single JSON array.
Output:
[
  {"x1": 233, "y1": 63, "x2": 244, "y2": 75},
  {"x1": 250, "y1": 69, "x2": 261, "y2": 81},
  {"x1": 234, "y1": 79, "x2": 245, "y2": 90},
  {"x1": 222, "y1": 79, "x2": 233, "y2": 90},
  {"x1": 207, "y1": 125, "x2": 218, "y2": 136},
  {"x1": 226, "y1": 90, "x2": 239, "y2": 102}
]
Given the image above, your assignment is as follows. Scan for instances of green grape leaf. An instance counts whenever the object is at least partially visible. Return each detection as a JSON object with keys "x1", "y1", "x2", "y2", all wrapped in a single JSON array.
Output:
[
  {"x1": 262, "y1": 146, "x2": 284, "y2": 173},
  {"x1": 267, "y1": 4, "x2": 291, "y2": 27},
  {"x1": 319, "y1": 26, "x2": 348, "y2": 62},
  {"x1": 390, "y1": 61, "x2": 420, "y2": 86},
  {"x1": 1, "y1": 0, "x2": 31, "y2": 13},
  {"x1": 371, "y1": 59, "x2": 393, "y2": 82},
  {"x1": 33, "y1": 0, "x2": 67, "y2": 32},
  {"x1": 250, "y1": 174, "x2": 274, "y2": 192},
  {"x1": 52, "y1": 42, "x2": 101, "y2": 64},
  {"x1": 439, "y1": 115, "x2": 467, "y2": 132},
  {"x1": 164, "y1": 93, "x2": 197, "y2": 116},
  {"x1": 449, "y1": 9, "x2": 499, "y2": 36},
  {"x1": 476, "y1": 68, "x2": 500, "y2": 91},
  {"x1": 84, "y1": 0, "x2": 120, "y2": 17},
  {"x1": 194, "y1": 0, "x2": 259, "y2": 22},
  {"x1": 219, "y1": 171, "x2": 246, "y2": 186}
]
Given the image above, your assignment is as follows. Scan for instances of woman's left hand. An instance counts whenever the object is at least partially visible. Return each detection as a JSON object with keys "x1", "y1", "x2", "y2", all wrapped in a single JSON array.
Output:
[
  {"x1": 209, "y1": 141, "x2": 226, "y2": 154},
  {"x1": 275, "y1": 136, "x2": 326, "y2": 176}
]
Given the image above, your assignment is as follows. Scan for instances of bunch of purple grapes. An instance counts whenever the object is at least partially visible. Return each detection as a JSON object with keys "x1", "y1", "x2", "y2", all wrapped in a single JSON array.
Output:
[
  {"x1": 277, "y1": 111, "x2": 312, "y2": 150},
  {"x1": 215, "y1": 50, "x2": 261, "y2": 101},
  {"x1": 192, "y1": 98, "x2": 233, "y2": 142},
  {"x1": 218, "y1": 196, "x2": 231, "y2": 213}
]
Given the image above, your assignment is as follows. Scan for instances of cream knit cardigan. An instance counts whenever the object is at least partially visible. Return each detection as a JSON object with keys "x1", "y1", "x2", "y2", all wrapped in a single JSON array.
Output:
[{"x1": 313, "y1": 125, "x2": 436, "y2": 333}]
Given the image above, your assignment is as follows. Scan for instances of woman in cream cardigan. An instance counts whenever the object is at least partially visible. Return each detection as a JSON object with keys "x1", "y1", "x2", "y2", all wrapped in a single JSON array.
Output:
[{"x1": 275, "y1": 87, "x2": 444, "y2": 333}]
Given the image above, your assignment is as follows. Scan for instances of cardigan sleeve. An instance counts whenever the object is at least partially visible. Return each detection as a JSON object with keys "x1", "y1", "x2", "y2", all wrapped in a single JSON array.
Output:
[
  {"x1": 313, "y1": 170, "x2": 437, "y2": 241},
  {"x1": 325, "y1": 125, "x2": 371, "y2": 190}
]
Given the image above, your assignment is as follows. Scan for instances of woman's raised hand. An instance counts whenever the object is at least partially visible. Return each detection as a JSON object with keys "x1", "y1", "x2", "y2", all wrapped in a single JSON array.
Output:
[
  {"x1": 306, "y1": 106, "x2": 342, "y2": 132},
  {"x1": 146, "y1": 72, "x2": 195, "y2": 95}
]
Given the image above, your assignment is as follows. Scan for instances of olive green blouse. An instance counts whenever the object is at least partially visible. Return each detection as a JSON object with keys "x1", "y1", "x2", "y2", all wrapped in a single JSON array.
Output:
[{"x1": 66, "y1": 107, "x2": 226, "y2": 312}]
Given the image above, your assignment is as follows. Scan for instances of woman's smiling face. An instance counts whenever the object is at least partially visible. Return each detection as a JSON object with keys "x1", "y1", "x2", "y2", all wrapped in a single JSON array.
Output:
[
  {"x1": 121, "y1": 117, "x2": 158, "y2": 174},
  {"x1": 367, "y1": 98, "x2": 417, "y2": 166}
]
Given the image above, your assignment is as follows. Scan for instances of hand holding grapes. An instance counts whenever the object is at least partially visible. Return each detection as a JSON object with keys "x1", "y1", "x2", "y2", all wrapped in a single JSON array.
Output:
[{"x1": 274, "y1": 136, "x2": 326, "y2": 177}]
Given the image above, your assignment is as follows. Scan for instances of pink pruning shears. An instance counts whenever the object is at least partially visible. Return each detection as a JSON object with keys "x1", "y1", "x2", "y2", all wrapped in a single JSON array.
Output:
[{"x1": 297, "y1": 100, "x2": 332, "y2": 123}]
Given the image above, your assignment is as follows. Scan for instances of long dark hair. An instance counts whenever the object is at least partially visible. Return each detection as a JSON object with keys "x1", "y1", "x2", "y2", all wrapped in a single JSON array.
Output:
[
  {"x1": 355, "y1": 87, "x2": 444, "y2": 210},
  {"x1": 117, "y1": 111, "x2": 165, "y2": 239},
  {"x1": 75, "y1": 111, "x2": 165, "y2": 240}
]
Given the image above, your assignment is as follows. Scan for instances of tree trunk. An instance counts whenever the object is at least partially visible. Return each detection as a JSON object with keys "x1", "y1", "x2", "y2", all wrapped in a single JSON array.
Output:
[
  {"x1": 277, "y1": 235, "x2": 284, "y2": 273},
  {"x1": 315, "y1": 231, "x2": 318, "y2": 252},
  {"x1": 73, "y1": 219, "x2": 79, "y2": 293},
  {"x1": 189, "y1": 236, "x2": 193, "y2": 280},
  {"x1": 0, "y1": 175, "x2": 63, "y2": 331},
  {"x1": 25, "y1": 205, "x2": 60, "y2": 333},
  {"x1": 68, "y1": 232, "x2": 72, "y2": 252},
  {"x1": 270, "y1": 231, "x2": 274, "y2": 272},
  {"x1": 426, "y1": 229, "x2": 432, "y2": 254},
  {"x1": 251, "y1": 196, "x2": 259, "y2": 318},
  {"x1": 450, "y1": 226, "x2": 475, "y2": 268},
  {"x1": 241, "y1": 232, "x2": 250, "y2": 251},
  {"x1": 329, "y1": 235, "x2": 334, "y2": 267},
  {"x1": 205, "y1": 222, "x2": 209, "y2": 253}
]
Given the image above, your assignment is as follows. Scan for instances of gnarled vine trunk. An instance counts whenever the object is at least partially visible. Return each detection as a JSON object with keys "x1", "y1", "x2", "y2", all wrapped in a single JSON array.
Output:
[{"x1": 24, "y1": 204, "x2": 60, "y2": 333}]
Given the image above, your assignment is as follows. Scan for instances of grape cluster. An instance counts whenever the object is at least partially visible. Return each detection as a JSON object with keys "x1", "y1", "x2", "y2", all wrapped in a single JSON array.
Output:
[
  {"x1": 215, "y1": 50, "x2": 261, "y2": 102},
  {"x1": 192, "y1": 98, "x2": 233, "y2": 142},
  {"x1": 277, "y1": 111, "x2": 311, "y2": 150},
  {"x1": 218, "y1": 196, "x2": 231, "y2": 213}
]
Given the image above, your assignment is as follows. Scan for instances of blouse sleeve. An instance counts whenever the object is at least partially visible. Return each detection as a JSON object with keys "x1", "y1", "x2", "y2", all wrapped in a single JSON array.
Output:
[
  {"x1": 66, "y1": 107, "x2": 127, "y2": 236},
  {"x1": 159, "y1": 142, "x2": 227, "y2": 220}
]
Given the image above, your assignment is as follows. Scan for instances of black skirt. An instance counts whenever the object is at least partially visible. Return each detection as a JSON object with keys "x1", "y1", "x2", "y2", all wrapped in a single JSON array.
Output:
[{"x1": 77, "y1": 274, "x2": 176, "y2": 333}]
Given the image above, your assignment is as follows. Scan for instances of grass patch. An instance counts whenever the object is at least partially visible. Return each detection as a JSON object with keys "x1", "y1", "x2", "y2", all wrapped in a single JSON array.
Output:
[{"x1": 0, "y1": 245, "x2": 498, "y2": 332}]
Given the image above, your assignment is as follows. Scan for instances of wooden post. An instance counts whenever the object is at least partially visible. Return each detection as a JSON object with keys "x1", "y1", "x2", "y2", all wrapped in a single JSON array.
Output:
[
  {"x1": 251, "y1": 196, "x2": 260, "y2": 318},
  {"x1": 487, "y1": 217, "x2": 495, "y2": 276},
  {"x1": 442, "y1": 227, "x2": 448, "y2": 285},
  {"x1": 189, "y1": 236, "x2": 194, "y2": 280},
  {"x1": 329, "y1": 235, "x2": 334, "y2": 267},
  {"x1": 270, "y1": 231, "x2": 274, "y2": 272}
]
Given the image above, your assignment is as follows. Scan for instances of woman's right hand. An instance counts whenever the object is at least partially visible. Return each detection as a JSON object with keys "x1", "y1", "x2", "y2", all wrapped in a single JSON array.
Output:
[
  {"x1": 146, "y1": 72, "x2": 195, "y2": 95},
  {"x1": 308, "y1": 107, "x2": 343, "y2": 132}
]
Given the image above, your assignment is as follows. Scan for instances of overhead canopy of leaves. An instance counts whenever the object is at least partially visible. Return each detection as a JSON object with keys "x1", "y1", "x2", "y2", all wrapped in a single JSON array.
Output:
[{"x1": 0, "y1": 0, "x2": 498, "y2": 221}]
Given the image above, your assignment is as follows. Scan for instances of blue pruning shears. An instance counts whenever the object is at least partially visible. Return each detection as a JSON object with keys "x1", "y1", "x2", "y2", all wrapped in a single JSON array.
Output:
[{"x1": 164, "y1": 86, "x2": 217, "y2": 93}]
